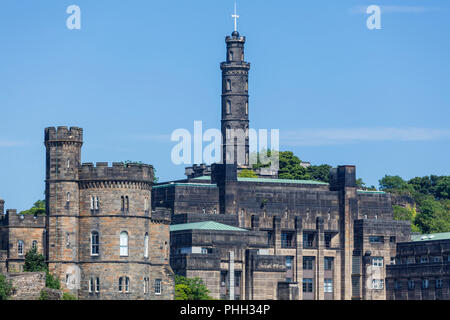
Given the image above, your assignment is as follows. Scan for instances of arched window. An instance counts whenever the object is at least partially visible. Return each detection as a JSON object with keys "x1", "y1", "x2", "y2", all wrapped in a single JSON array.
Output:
[
  {"x1": 125, "y1": 277, "x2": 130, "y2": 292},
  {"x1": 91, "y1": 231, "x2": 99, "y2": 256},
  {"x1": 144, "y1": 233, "x2": 149, "y2": 258},
  {"x1": 245, "y1": 80, "x2": 248, "y2": 91},
  {"x1": 226, "y1": 101, "x2": 231, "y2": 114},
  {"x1": 120, "y1": 231, "x2": 128, "y2": 256},
  {"x1": 245, "y1": 102, "x2": 248, "y2": 115},
  {"x1": 227, "y1": 79, "x2": 231, "y2": 91},
  {"x1": 67, "y1": 159, "x2": 70, "y2": 168},
  {"x1": 66, "y1": 192, "x2": 70, "y2": 202},
  {"x1": 32, "y1": 240, "x2": 38, "y2": 250},
  {"x1": 95, "y1": 277, "x2": 100, "y2": 292},
  {"x1": 121, "y1": 196, "x2": 125, "y2": 211},
  {"x1": 18, "y1": 240, "x2": 24, "y2": 256},
  {"x1": 118, "y1": 277, "x2": 123, "y2": 292},
  {"x1": 229, "y1": 51, "x2": 233, "y2": 61}
]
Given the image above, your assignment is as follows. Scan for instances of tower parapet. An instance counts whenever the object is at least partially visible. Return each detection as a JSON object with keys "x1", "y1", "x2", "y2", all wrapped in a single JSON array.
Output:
[
  {"x1": 79, "y1": 162, "x2": 154, "y2": 185},
  {"x1": 44, "y1": 126, "x2": 83, "y2": 144}
]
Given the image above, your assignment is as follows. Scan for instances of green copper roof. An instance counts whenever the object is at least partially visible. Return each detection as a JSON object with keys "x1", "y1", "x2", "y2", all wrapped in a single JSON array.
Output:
[
  {"x1": 357, "y1": 190, "x2": 386, "y2": 194},
  {"x1": 153, "y1": 183, "x2": 216, "y2": 189},
  {"x1": 411, "y1": 232, "x2": 450, "y2": 242},
  {"x1": 170, "y1": 221, "x2": 248, "y2": 232},
  {"x1": 192, "y1": 175, "x2": 328, "y2": 185}
]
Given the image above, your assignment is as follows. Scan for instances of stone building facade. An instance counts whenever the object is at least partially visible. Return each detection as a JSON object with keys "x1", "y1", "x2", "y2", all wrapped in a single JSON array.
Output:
[
  {"x1": 386, "y1": 233, "x2": 450, "y2": 300},
  {"x1": 0, "y1": 127, "x2": 175, "y2": 300},
  {"x1": 153, "y1": 30, "x2": 413, "y2": 300},
  {"x1": 43, "y1": 126, "x2": 174, "y2": 299},
  {"x1": 0, "y1": 202, "x2": 46, "y2": 273}
]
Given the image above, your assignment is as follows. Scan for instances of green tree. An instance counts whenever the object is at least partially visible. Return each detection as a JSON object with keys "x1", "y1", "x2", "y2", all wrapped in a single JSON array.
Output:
[
  {"x1": 307, "y1": 164, "x2": 332, "y2": 183},
  {"x1": 414, "y1": 198, "x2": 450, "y2": 234},
  {"x1": 175, "y1": 275, "x2": 213, "y2": 300},
  {"x1": 238, "y1": 169, "x2": 258, "y2": 178},
  {"x1": 0, "y1": 274, "x2": 13, "y2": 300},
  {"x1": 23, "y1": 247, "x2": 60, "y2": 289},
  {"x1": 23, "y1": 247, "x2": 47, "y2": 272},
  {"x1": 20, "y1": 200, "x2": 45, "y2": 216},
  {"x1": 277, "y1": 151, "x2": 308, "y2": 180},
  {"x1": 379, "y1": 175, "x2": 413, "y2": 191},
  {"x1": 435, "y1": 176, "x2": 450, "y2": 200}
]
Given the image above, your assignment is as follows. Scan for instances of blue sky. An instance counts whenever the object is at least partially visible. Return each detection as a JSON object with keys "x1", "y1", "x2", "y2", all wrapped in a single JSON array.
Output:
[{"x1": 0, "y1": 0, "x2": 449, "y2": 211}]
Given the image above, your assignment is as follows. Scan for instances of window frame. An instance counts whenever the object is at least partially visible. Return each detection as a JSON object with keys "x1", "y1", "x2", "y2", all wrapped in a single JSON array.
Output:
[
  {"x1": 91, "y1": 231, "x2": 100, "y2": 256},
  {"x1": 18, "y1": 240, "x2": 24, "y2": 256},
  {"x1": 154, "y1": 279, "x2": 162, "y2": 295},
  {"x1": 120, "y1": 231, "x2": 129, "y2": 257}
]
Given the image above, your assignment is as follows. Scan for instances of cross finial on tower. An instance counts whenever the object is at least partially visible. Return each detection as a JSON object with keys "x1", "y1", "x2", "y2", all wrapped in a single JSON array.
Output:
[{"x1": 231, "y1": 1, "x2": 239, "y2": 32}]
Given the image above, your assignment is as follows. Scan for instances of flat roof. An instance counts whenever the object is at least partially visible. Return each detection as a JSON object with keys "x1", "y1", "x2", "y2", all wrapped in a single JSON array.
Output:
[
  {"x1": 411, "y1": 232, "x2": 450, "y2": 242},
  {"x1": 170, "y1": 221, "x2": 248, "y2": 232},
  {"x1": 192, "y1": 175, "x2": 328, "y2": 185}
]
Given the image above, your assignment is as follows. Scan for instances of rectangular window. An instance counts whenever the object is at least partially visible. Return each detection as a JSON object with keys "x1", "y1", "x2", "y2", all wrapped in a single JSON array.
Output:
[
  {"x1": 125, "y1": 277, "x2": 130, "y2": 292},
  {"x1": 235, "y1": 272, "x2": 241, "y2": 287},
  {"x1": 394, "y1": 281, "x2": 400, "y2": 290},
  {"x1": 372, "y1": 257, "x2": 384, "y2": 267},
  {"x1": 432, "y1": 256, "x2": 442, "y2": 263},
  {"x1": 17, "y1": 240, "x2": 24, "y2": 256},
  {"x1": 95, "y1": 277, "x2": 100, "y2": 293},
  {"x1": 369, "y1": 236, "x2": 382, "y2": 243},
  {"x1": 302, "y1": 278, "x2": 313, "y2": 293},
  {"x1": 324, "y1": 279, "x2": 333, "y2": 293},
  {"x1": 372, "y1": 279, "x2": 384, "y2": 290},
  {"x1": 408, "y1": 280, "x2": 415, "y2": 290},
  {"x1": 286, "y1": 256, "x2": 293, "y2": 270},
  {"x1": 420, "y1": 256, "x2": 428, "y2": 264},
  {"x1": 281, "y1": 232, "x2": 294, "y2": 248},
  {"x1": 303, "y1": 233, "x2": 315, "y2": 248},
  {"x1": 144, "y1": 277, "x2": 149, "y2": 294},
  {"x1": 324, "y1": 257, "x2": 334, "y2": 270},
  {"x1": 89, "y1": 278, "x2": 94, "y2": 293},
  {"x1": 303, "y1": 256, "x2": 314, "y2": 270},
  {"x1": 118, "y1": 277, "x2": 123, "y2": 292},
  {"x1": 422, "y1": 279, "x2": 429, "y2": 289},
  {"x1": 220, "y1": 271, "x2": 227, "y2": 287},
  {"x1": 155, "y1": 279, "x2": 162, "y2": 295},
  {"x1": 436, "y1": 279, "x2": 443, "y2": 289},
  {"x1": 324, "y1": 234, "x2": 332, "y2": 248}
]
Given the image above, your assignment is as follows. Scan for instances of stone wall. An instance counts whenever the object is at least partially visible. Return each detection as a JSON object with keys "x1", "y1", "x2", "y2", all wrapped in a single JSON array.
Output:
[{"x1": 6, "y1": 272, "x2": 46, "y2": 300}]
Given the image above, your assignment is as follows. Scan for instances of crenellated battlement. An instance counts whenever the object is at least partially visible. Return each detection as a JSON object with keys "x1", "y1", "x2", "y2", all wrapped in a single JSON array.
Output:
[
  {"x1": 79, "y1": 162, "x2": 154, "y2": 183},
  {"x1": 45, "y1": 126, "x2": 83, "y2": 144},
  {"x1": 0, "y1": 209, "x2": 46, "y2": 227}
]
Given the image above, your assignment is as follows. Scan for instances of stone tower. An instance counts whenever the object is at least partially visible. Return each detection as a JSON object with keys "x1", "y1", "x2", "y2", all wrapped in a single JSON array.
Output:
[
  {"x1": 221, "y1": 30, "x2": 250, "y2": 166},
  {"x1": 44, "y1": 126, "x2": 83, "y2": 292}
]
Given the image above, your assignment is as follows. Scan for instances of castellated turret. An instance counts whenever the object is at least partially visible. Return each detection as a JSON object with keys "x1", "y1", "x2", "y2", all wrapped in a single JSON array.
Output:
[{"x1": 44, "y1": 126, "x2": 174, "y2": 300}]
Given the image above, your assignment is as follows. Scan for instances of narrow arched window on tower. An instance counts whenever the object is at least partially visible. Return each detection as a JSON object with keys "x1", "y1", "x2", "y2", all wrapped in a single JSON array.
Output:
[
  {"x1": 241, "y1": 51, "x2": 244, "y2": 61},
  {"x1": 66, "y1": 192, "x2": 70, "y2": 202},
  {"x1": 67, "y1": 159, "x2": 70, "y2": 168},
  {"x1": 245, "y1": 81, "x2": 248, "y2": 91},
  {"x1": 121, "y1": 196, "x2": 125, "y2": 211},
  {"x1": 226, "y1": 101, "x2": 231, "y2": 114},
  {"x1": 120, "y1": 231, "x2": 128, "y2": 256},
  {"x1": 245, "y1": 102, "x2": 248, "y2": 115},
  {"x1": 126, "y1": 196, "x2": 129, "y2": 212},
  {"x1": 227, "y1": 79, "x2": 231, "y2": 91},
  {"x1": 144, "y1": 233, "x2": 149, "y2": 258},
  {"x1": 229, "y1": 51, "x2": 234, "y2": 61}
]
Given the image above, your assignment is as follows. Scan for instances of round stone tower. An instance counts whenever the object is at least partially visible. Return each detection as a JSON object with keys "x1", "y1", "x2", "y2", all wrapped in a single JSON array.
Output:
[
  {"x1": 44, "y1": 126, "x2": 83, "y2": 293},
  {"x1": 221, "y1": 30, "x2": 250, "y2": 166},
  {"x1": 77, "y1": 162, "x2": 171, "y2": 300}
]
